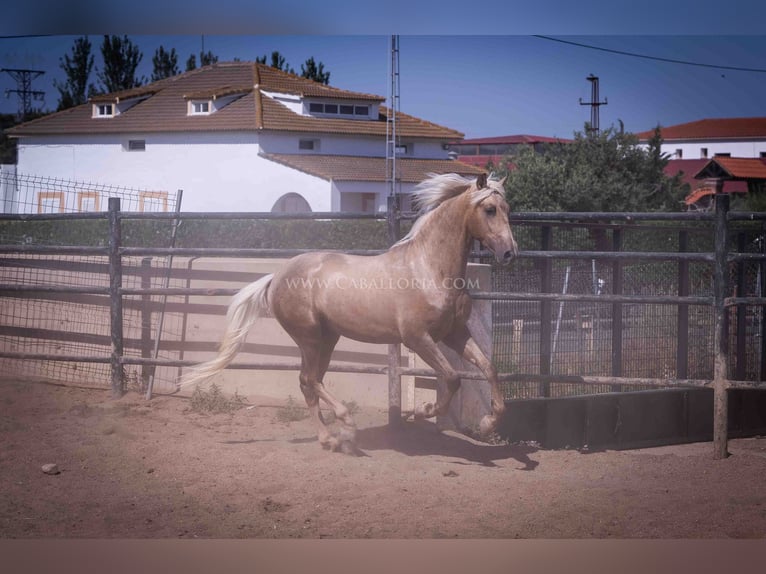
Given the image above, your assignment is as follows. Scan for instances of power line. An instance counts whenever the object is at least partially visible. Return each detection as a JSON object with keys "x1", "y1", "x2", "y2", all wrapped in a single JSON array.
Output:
[{"x1": 534, "y1": 35, "x2": 766, "y2": 74}]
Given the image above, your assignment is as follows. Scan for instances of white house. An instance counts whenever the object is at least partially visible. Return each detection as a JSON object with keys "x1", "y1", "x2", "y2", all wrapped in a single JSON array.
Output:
[
  {"x1": 637, "y1": 117, "x2": 766, "y2": 160},
  {"x1": 5, "y1": 61, "x2": 482, "y2": 213}
]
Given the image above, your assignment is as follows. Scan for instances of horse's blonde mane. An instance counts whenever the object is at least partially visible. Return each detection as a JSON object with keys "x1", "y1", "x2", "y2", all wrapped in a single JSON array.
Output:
[{"x1": 395, "y1": 172, "x2": 503, "y2": 246}]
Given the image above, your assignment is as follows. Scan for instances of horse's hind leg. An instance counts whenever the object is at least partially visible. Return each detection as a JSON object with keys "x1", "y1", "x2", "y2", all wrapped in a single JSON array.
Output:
[
  {"x1": 297, "y1": 338, "x2": 338, "y2": 451},
  {"x1": 314, "y1": 333, "x2": 358, "y2": 453},
  {"x1": 297, "y1": 332, "x2": 358, "y2": 453}
]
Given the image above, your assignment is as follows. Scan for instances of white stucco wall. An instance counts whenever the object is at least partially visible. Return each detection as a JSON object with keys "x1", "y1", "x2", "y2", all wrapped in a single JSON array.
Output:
[
  {"x1": 646, "y1": 140, "x2": 766, "y2": 160},
  {"x1": 15, "y1": 132, "x2": 333, "y2": 212},
  {"x1": 259, "y1": 132, "x2": 449, "y2": 160}
]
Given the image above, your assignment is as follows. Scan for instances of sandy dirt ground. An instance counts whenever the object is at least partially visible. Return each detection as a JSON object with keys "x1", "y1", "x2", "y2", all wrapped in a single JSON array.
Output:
[{"x1": 2, "y1": 380, "x2": 766, "y2": 539}]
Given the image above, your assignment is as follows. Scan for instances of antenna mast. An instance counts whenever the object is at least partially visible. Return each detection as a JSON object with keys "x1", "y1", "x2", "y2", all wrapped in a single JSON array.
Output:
[
  {"x1": 386, "y1": 35, "x2": 401, "y2": 197},
  {"x1": 2, "y1": 68, "x2": 45, "y2": 120},
  {"x1": 579, "y1": 74, "x2": 607, "y2": 135}
]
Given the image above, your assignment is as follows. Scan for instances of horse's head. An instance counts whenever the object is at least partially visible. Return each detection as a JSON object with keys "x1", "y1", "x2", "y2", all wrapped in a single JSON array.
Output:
[{"x1": 467, "y1": 173, "x2": 518, "y2": 265}]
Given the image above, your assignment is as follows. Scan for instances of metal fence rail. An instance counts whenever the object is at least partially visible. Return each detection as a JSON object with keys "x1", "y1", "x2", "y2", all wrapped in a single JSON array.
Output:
[{"x1": 2, "y1": 185, "x2": 765, "y2": 459}]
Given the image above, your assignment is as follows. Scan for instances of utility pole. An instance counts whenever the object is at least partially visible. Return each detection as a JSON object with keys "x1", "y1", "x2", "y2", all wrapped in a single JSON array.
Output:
[
  {"x1": 579, "y1": 74, "x2": 607, "y2": 135},
  {"x1": 385, "y1": 35, "x2": 401, "y2": 199},
  {"x1": 2, "y1": 68, "x2": 45, "y2": 120}
]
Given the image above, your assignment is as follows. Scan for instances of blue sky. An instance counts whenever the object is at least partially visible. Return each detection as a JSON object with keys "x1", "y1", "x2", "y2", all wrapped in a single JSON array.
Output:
[{"x1": 2, "y1": 3, "x2": 765, "y2": 139}]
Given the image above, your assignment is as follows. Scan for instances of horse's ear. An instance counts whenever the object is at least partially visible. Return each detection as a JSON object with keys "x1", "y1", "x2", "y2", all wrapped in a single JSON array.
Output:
[
  {"x1": 476, "y1": 173, "x2": 487, "y2": 189},
  {"x1": 498, "y1": 176, "x2": 507, "y2": 187}
]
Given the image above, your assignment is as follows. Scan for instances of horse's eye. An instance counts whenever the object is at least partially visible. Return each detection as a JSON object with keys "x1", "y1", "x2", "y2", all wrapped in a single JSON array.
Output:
[{"x1": 485, "y1": 206, "x2": 496, "y2": 216}]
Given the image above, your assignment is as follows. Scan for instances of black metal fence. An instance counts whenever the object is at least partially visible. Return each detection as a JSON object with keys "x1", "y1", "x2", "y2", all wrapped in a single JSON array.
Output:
[{"x1": 1, "y1": 185, "x2": 765, "y2": 459}]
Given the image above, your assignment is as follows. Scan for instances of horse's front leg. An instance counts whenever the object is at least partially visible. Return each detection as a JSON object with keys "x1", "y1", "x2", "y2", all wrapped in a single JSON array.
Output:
[
  {"x1": 442, "y1": 326, "x2": 506, "y2": 438},
  {"x1": 404, "y1": 333, "x2": 462, "y2": 420}
]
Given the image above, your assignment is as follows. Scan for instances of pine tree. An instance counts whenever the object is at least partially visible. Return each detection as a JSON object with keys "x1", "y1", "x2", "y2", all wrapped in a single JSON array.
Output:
[
  {"x1": 54, "y1": 36, "x2": 96, "y2": 110},
  {"x1": 256, "y1": 51, "x2": 295, "y2": 75},
  {"x1": 151, "y1": 46, "x2": 179, "y2": 82},
  {"x1": 300, "y1": 57, "x2": 330, "y2": 85},
  {"x1": 97, "y1": 35, "x2": 144, "y2": 93}
]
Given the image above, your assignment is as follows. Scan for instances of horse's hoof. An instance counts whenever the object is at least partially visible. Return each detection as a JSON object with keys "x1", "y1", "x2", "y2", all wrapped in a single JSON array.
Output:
[
  {"x1": 320, "y1": 437, "x2": 340, "y2": 451},
  {"x1": 479, "y1": 415, "x2": 496, "y2": 437},
  {"x1": 339, "y1": 440, "x2": 360, "y2": 456},
  {"x1": 414, "y1": 402, "x2": 435, "y2": 419}
]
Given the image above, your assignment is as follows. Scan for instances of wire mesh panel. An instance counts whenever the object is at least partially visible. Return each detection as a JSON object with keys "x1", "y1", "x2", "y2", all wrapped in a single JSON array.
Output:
[
  {"x1": 486, "y1": 218, "x2": 747, "y2": 400},
  {"x1": 0, "y1": 172, "x2": 181, "y2": 391}
]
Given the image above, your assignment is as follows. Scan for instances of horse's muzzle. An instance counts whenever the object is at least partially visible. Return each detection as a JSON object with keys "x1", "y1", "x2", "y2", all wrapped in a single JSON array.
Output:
[{"x1": 497, "y1": 241, "x2": 519, "y2": 265}]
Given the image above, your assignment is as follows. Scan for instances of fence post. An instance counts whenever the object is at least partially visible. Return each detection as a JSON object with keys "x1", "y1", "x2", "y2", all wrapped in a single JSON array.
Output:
[
  {"x1": 108, "y1": 197, "x2": 124, "y2": 398},
  {"x1": 140, "y1": 257, "x2": 153, "y2": 391},
  {"x1": 539, "y1": 225, "x2": 552, "y2": 397},
  {"x1": 677, "y1": 229, "x2": 689, "y2": 379},
  {"x1": 735, "y1": 232, "x2": 748, "y2": 381},
  {"x1": 713, "y1": 186, "x2": 730, "y2": 459},
  {"x1": 387, "y1": 194, "x2": 402, "y2": 427},
  {"x1": 611, "y1": 227, "x2": 623, "y2": 391}
]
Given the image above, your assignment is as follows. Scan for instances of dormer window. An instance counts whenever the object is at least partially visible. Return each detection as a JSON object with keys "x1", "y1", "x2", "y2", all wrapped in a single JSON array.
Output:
[
  {"x1": 94, "y1": 103, "x2": 114, "y2": 118},
  {"x1": 189, "y1": 100, "x2": 212, "y2": 115},
  {"x1": 307, "y1": 101, "x2": 370, "y2": 118}
]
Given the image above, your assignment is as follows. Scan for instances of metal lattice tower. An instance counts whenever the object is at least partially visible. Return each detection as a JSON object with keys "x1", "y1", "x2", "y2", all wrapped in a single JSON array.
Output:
[
  {"x1": 579, "y1": 74, "x2": 607, "y2": 135},
  {"x1": 386, "y1": 35, "x2": 401, "y2": 198},
  {"x1": 2, "y1": 68, "x2": 45, "y2": 120}
]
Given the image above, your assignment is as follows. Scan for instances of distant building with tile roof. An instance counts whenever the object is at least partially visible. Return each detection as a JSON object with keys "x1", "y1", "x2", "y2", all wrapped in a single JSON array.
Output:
[
  {"x1": 637, "y1": 117, "x2": 766, "y2": 210},
  {"x1": 446, "y1": 134, "x2": 572, "y2": 169},
  {"x1": 637, "y1": 117, "x2": 766, "y2": 162},
  {"x1": 5, "y1": 61, "x2": 482, "y2": 213}
]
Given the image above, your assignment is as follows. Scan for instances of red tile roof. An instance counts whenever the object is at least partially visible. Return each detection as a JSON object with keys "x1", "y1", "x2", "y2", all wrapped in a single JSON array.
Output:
[
  {"x1": 455, "y1": 134, "x2": 572, "y2": 145},
  {"x1": 637, "y1": 117, "x2": 766, "y2": 141},
  {"x1": 694, "y1": 156, "x2": 766, "y2": 180},
  {"x1": 261, "y1": 154, "x2": 484, "y2": 182},
  {"x1": 7, "y1": 62, "x2": 462, "y2": 141},
  {"x1": 665, "y1": 158, "x2": 750, "y2": 198}
]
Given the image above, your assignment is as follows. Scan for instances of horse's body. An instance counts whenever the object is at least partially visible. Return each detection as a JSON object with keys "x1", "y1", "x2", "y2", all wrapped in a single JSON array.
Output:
[{"x1": 181, "y1": 173, "x2": 517, "y2": 453}]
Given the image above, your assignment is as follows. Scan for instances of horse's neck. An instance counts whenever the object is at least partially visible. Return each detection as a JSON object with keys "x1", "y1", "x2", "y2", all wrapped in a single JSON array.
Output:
[{"x1": 404, "y1": 193, "x2": 472, "y2": 278}]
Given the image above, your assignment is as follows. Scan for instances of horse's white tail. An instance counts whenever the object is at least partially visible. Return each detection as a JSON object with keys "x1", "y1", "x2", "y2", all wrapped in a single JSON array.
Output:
[{"x1": 178, "y1": 273, "x2": 273, "y2": 388}]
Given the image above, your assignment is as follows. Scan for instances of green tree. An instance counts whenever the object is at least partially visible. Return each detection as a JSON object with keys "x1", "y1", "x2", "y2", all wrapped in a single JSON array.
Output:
[
  {"x1": 97, "y1": 35, "x2": 144, "y2": 93},
  {"x1": 0, "y1": 114, "x2": 18, "y2": 163},
  {"x1": 256, "y1": 51, "x2": 295, "y2": 74},
  {"x1": 151, "y1": 46, "x2": 179, "y2": 81},
  {"x1": 184, "y1": 50, "x2": 218, "y2": 72},
  {"x1": 300, "y1": 57, "x2": 330, "y2": 85},
  {"x1": 500, "y1": 125, "x2": 687, "y2": 213},
  {"x1": 54, "y1": 36, "x2": 96, "y2": 110}
]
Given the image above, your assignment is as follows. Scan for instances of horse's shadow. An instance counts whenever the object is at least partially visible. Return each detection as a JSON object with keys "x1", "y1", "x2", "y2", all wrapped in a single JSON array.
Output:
[{"x1": 348, "y1": 420, "x2": 539, "y2": 470}]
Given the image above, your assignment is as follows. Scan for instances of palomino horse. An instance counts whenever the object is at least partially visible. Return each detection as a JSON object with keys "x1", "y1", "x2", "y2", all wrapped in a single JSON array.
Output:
[{"x1": 181, "y1": 173, "x2": 518, "y2": 453}]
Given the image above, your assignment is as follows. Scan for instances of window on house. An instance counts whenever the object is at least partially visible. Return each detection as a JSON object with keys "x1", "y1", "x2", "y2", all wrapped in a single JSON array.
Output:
[
  {"x1": 361, "y1": 193, "x2": 376, "y2": 213},
  {"x1": 760, "y1": 152, "x2": 766, "y2": 159},
  {"x1": 394, "y1": 143, "x2": 409, "y2": 156},
  {"x1": 77, "y1": 191, "x2": 100, "y2": 212},
  {"x1": 38, "y1": 192, "x2": 65, "y2": 213},
  {"x1": 126, "y1": 140, "x2": 146, "y2": 151},
  {"x1": 714, "y1": 152, "x2": 731, "y2": 157},
  {"x1": 94, "y1": 103, "x2": 114, "y2": 118},
  {"x1": 308, "y1": 102, "x2": 370, "y2": 118},
  {"x1": 701, "y1": 148, "x2": 708, "y2": 158},
  {"x1": 189, "y1": 100, "x2": 211, "y2": 115},
  {"x1": 139, "y1": 191, "x2": 169, "y2": 212},
  {"x1": 675, "y1": 149, "x2": 683, "y2": 159},
  {"x1": 299, "y1": 139, "x2": 319, "y2": 151}
]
